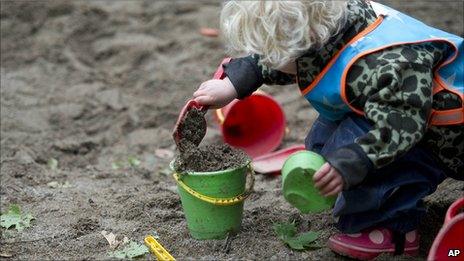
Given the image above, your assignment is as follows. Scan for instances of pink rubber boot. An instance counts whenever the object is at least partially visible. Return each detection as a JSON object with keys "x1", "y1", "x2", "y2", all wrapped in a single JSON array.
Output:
[{"x1": 328, "y1": 228, "x2": 420, "y2": 260}]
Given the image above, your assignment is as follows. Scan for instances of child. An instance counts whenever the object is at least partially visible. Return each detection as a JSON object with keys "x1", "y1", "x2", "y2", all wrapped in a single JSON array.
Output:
[{"x1": 193, "y1": 0, "x2": 463, "y2": 259}]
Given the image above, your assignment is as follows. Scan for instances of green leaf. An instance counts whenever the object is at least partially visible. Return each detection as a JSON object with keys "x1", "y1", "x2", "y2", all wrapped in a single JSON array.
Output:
[
  {"x1": 111, "y1": 241, "x2": 148, "y2": 259},
  {"x1": 273, "y1": 221, "x2": 320, "y2": 251},
  {"x1": 0, "y1": 204, "x2": 34, "y2": 231},
  {"x1": 48, "y1": 158, "x2": 58, "y2": 170},
  {"x1": 294, "y1": 231, "x2": 319, "y2": 245},
  {"x1": 127, "y1": 157, "x2": 141, "y2": 167},
  {"x1": 112, "y1": 161, "x2": 124, "y2": 170},
  {"x1": 273, "y1": 221, "x2": 297, "y2": 239},
  {"x1": 285, "y1": 237, "x2": 306, "y2": 250}
]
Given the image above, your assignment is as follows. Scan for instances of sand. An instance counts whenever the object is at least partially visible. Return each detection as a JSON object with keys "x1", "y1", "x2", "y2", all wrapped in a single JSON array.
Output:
[
  {"x1": 173, "y1": 107, "x2": 249, "y2": 173},
  {"x1": 1, "y1": 0, "x2": 463, "y2": 260},
  {"x1": 177, "y1": 108, "x2": 207, "y2": 149},
  {"x1": 173, "y1": 105, "x2": 251, "y2": 173},
  {"x1": 174, "y1": 143, "x2": 250, "y2": 173}
]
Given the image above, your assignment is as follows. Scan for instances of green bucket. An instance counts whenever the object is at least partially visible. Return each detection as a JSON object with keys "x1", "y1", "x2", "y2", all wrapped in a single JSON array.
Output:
[
  {"x1": 171, "y1": 161, "x2": 254, "y2": 240},
  {"x1": 282, "y1": 151, "x2": 336, "y2": 213}
]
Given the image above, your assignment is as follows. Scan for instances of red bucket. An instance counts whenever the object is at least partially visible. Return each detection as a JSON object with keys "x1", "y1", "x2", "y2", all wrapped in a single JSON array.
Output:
[
  {"x1": 427, "y1": 197, "x2": 464, "y2": 261},
  {"x1": 215, "y1": 92, "x2": 285, "y2": 158},
  {"x1": 212, "y1": 58, "x2": 286, "y2": 158}
]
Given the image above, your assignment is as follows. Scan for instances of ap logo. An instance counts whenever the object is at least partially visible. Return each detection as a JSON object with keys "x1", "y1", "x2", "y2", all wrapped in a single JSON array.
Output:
[{"x1": 448, "y1": 249, "x2": 461, "y2": 257}]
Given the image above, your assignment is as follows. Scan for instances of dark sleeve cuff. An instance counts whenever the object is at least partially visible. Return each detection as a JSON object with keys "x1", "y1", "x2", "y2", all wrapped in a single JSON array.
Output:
[
  {"x1": 324, "y1": 143, "x2": 373, "y2": 189},
  {"x1": 223, "y1": 56, "x2": 264, "y2": 99}
]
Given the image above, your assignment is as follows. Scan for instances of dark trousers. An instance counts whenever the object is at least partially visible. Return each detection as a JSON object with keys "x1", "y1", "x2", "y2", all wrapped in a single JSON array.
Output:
[{"x1": 305, "y1": 114, "x2": 447, "y2": 233}]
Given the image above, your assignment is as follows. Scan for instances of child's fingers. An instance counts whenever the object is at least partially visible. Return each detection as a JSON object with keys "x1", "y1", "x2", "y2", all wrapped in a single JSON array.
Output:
[
  {"x1": 197, "y1": 82, "x2": 208, "y2": 91},
  {"x1": 320, "y1": 178, "x2": 342, "y2": 195},
  {"x1": 193, "y1": 82, "x2": 211, "y2": 95},
  {"x1": 324, "y1": 184, "x2": 343, "y2": 197},
  {"x1": 314, "y1": 169, "x2": 334, "y2": 189},
  {"x1": 313, "y1": 162, "x2": 331, "y2": 182},
  {"x1": 193, "y1": 88, "x2": 207, "y2": 97},
  {"x1": 194, "y1": 95, "x2": 213, "y2": 106}
]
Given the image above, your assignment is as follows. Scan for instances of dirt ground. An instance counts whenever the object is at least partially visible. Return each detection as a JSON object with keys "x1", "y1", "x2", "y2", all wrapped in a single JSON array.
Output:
[{"x1": 1, "y1": 1, "x2": 463, "y2": 260}]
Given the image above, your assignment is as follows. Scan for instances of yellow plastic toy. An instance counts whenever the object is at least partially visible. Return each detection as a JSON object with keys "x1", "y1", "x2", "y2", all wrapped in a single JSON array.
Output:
[{"x1": 144, "y1": 236, "x2": 175, "y2": 261}]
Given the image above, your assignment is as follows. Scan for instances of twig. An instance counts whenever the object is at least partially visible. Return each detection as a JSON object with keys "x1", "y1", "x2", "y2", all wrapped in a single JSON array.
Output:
[{"x1": 223, "y1": 232, "x2": 234, "y2": 254}]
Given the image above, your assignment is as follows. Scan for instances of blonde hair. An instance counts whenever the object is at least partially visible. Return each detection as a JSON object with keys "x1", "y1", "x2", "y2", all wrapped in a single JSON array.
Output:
[{"x1": 220, "y1": 0, "x2": 348, "y2": 69}]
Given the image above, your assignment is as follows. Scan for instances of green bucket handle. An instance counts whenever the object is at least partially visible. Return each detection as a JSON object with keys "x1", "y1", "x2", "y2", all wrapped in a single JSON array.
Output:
[{"x1": 173, "y1": 164, "x2": 255, "y2": 206}]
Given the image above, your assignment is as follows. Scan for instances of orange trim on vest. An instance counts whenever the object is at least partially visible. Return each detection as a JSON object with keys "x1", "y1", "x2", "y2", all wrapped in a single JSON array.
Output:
[
  {"x1": 432, "y1": 78, "x2": 445, "y2": 95},
  {"x1": 340, "y1": 38, "x2": 464, "y2": 125},
  {"x1": 340, "y1": 38, "x2": 459, "y2": 118},
  {"x1": 300, "y1": 16, "x2": 385, "y2": 96},
  {"x1": 430, "y1": 76, "x2": 464, "y2": 126},
  {"x1": 435, "y1": 75, "x2": 464, "y2": 101},
  {"x1": 429, "y1": 108, "x2": 464, "y2": 126}
]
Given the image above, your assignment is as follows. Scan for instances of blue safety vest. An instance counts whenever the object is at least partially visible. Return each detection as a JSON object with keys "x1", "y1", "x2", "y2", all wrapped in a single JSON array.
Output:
[{"x1": 301, "y1": 2, "x2": 463, "y2": 125}]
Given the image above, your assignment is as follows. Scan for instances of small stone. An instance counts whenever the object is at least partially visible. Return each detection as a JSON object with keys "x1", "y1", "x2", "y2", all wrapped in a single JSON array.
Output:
[{"x1": 14, "y1": 148, "x2": 35, "y2": 164}]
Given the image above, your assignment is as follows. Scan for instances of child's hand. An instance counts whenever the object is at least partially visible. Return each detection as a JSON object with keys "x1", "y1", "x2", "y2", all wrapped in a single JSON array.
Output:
[
  {"x1": 313, "y1": 162, "x2": 344, "y2": 197},
  {"x1": 193, "y1": 77, "x2": 237, "y2": 109}
]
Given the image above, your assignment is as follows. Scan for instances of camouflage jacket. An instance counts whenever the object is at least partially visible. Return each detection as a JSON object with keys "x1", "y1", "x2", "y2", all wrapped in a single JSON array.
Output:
[{"x1": 223, "y1": 0, "x2": 463, "y2": 187}]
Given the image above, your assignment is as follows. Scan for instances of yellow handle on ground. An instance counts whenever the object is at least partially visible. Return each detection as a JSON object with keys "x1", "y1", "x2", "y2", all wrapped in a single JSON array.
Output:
[{"x1": 144, "y1": 236, "x2": 175, "y2": 261}]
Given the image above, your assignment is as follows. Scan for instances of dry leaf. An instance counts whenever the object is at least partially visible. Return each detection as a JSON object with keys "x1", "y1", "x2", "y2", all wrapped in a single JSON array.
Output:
[
  {"x1": 101, "y1": 230, "x2": 117, "y2": 248},
  {"x1": 101, "y1": 230, "x2": 126, "y2": 249},
  {"x1": 47, "y1": 181, "x2": 60, "y2": 188},
  {"x1": 47, "y1": 181, "x2": 72, "y2": 188},
  {"x1": 48, "y1": 158, "x2": 58, "y2": 170}
]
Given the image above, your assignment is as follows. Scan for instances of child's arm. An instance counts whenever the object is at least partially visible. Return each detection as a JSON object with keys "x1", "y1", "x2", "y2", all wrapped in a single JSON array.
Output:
[
  {"x1": 223, "y1": 54, "x2": 296, "y2": 99},
  {"x1": 193, "y1": 54, "x2": 296, "y2": 108}
]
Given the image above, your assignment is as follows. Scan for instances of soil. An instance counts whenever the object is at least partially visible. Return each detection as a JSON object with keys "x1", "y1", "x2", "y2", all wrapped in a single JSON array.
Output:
[
  {"x1": 174, "y1": 106, "x2": 249, "y2": 173},
  {"x1": 0, "y1": 1, "x2": 463, "y2": 260},
  {"x1": 174, "y1": 143, "x2": 249, "y2": 173},
  {"x1": 177, "y1": 108, "x2": 207, "y2": 150}
]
